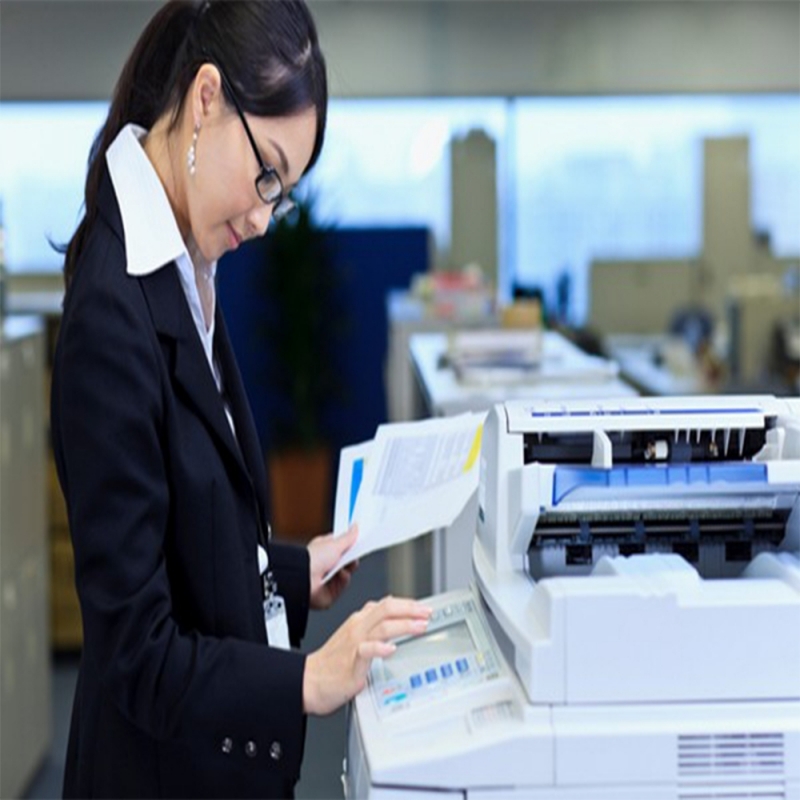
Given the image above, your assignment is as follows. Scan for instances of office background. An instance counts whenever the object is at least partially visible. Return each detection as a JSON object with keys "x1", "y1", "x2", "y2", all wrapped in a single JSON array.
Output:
[
  {"x1": 3, "y1": 1, "x2": 799, "y2": 312},
  {"x1": 1, "y1": 2, "x2": 799, "y2": 798}
]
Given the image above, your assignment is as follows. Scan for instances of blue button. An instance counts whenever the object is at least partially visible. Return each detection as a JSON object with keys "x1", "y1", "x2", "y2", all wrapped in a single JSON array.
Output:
[
  {"x1": 456, "y1": 658, "x2": 469, "y2": 674},
  {"x1": 425, "y1": 669, "x2": 438, "y2": 683},
  {"x1": 441, "y1": 663, "x2": 453, "y2": 678},
  {"x1": 410, "y1": 674, "x2": 422, "y2": 689}
]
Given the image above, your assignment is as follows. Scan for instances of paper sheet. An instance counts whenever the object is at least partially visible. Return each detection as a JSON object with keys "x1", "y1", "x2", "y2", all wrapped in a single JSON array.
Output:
[{"x1": 324, "y1": 412, "x2": 484, "y2": 582}]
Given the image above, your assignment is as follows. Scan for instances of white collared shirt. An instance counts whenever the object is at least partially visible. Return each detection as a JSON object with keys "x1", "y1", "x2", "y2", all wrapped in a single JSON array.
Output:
[{"x1": 106, "y1": 123, "x2": 220, "y2": 389}]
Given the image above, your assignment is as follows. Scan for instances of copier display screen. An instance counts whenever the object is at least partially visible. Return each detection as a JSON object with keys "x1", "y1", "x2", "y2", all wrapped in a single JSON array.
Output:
[
  {"x1": 369, "y1": 602, "x2": 500, "y2": 716},
  {"x1": 393, "y1": 620, "x2": 476, "y2": 672}
]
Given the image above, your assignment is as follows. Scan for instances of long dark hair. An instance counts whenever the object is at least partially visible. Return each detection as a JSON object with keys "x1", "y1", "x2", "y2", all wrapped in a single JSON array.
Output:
[{"x1": 62, "y1": 0, "x2": 327, "y2": 290}]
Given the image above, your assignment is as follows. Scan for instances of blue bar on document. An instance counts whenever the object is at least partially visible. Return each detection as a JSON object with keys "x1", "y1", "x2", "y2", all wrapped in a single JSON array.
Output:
[{"x1": 348, "y1": 458, "x2": 364, "y2": 523}]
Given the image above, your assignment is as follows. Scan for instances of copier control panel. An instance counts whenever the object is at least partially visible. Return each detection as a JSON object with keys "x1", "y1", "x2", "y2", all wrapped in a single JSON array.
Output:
[{"x1": 368, "y1": 593, "x2": 501, "y2": 718}]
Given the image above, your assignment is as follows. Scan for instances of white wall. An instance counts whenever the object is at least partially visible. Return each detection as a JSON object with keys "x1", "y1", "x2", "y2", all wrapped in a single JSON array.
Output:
[
  {"x1": 1, "y1": 1, "x2": 798, "y2": 101},
  {"x1": 314, "y1": 0, "x2": 800, "y2": 97}
]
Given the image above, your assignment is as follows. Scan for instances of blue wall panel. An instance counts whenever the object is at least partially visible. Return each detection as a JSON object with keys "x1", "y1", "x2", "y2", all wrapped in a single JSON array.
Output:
[{"x1": 217, "y1": 227, "x2": 429, "y2": 516}]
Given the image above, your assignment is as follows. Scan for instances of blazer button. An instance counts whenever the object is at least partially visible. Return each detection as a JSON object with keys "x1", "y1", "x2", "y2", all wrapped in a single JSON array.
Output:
[
  {"x1": 245, "y1": 740, "x2": 258, "y2": 758},
  {"x1": 221, "y1": 737, "x2": 233, "y2": 755},
  {"x1": 269, "y1": 741, "x2": 282, "y2": 761}
]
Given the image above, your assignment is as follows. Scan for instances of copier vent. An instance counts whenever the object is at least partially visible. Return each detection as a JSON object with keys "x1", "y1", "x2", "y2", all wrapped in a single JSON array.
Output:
[{"x1": 677, "y1": 732, "x2": 785, "y2": 799}]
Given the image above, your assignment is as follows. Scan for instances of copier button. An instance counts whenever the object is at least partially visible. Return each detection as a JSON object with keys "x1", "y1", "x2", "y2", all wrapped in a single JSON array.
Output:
[
  {"x1": 456, "y1": 658, "x2": 469, "y2": 674},
  {"x1": 410, "y1": 674, "x2": 422, "y2": 689},
  {"x1": 425, "y1": 668, "x2": 438, "y2": 683},
  {"x1": 441, "y1": 663, "x2": 454, "y2": 678}
]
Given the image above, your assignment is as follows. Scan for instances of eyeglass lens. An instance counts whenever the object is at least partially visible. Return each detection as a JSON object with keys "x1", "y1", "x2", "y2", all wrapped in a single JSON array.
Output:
[{"x1": 256, "y1": 172, "x2": 282, "y2": 205}]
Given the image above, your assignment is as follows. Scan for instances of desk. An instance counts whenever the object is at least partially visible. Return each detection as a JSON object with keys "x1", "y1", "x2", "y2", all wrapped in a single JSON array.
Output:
[
  {"x1": 5, "y1": 290, "x2": 64, "y2": 317},
  {"x1": 388, "y1": 330, "x2": 637, "y2": 597},
  {"x1": 384, "y1": 290, "x2": 497, "y2": 422},
  {"x1": 604, "y1": 334, "x2": 710, "y2": 396},
  {"x1": 412, "y1": 330, "x2": 637, "y2": 416}
]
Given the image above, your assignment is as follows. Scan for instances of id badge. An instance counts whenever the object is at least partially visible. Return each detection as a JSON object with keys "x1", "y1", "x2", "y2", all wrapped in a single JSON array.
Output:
[{"x1": 264, "y1": 594, "x2": 290, "y2": 650}]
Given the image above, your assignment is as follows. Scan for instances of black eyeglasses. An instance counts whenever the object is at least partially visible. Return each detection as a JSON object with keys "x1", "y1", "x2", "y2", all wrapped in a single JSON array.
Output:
[{"x1": 214, "y1": 62, "x2": 295, "y2": 222}]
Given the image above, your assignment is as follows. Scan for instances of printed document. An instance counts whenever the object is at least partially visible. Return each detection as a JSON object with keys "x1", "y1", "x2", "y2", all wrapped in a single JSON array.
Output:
[{"x1": 325, "y1": 412, "x2": 484, "y2": 582}]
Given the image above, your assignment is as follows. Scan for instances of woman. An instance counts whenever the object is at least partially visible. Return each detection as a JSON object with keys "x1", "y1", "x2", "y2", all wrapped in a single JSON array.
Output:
[{"x1": 51, "y1": 2, "x2": 431, "y2": 797}]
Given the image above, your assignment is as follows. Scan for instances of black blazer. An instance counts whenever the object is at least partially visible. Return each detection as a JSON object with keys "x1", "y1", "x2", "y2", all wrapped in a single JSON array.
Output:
[{"x1": 52, "y1": 172, "x2": 311, "y2": 799}]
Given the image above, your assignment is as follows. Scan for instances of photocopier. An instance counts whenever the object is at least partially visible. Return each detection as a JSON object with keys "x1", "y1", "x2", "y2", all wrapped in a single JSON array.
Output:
[{"x1": 344, "y1": 395, "x2": 800, "y2": 799}]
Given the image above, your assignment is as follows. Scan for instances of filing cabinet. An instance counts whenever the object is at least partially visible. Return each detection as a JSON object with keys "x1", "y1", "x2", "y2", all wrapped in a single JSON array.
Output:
[{"x1": 0, "y1": 317, "x2": 52, "y2": 799}]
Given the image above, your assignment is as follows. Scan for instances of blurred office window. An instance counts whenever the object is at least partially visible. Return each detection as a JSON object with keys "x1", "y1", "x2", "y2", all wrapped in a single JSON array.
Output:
[
  {"x1": 2, "y1": 96, "x2": 797, "y2": 306},
  {"x1": 511, "y1": 94, "x2": 800, "y2": 324},
  {"x1": 307, "y1": 98, "x2": 507, "y2": 268},
  {"x1": 0, "y1": 98, "x2": 507, "y2": 275},
  {"x1": 0, "y1": 102, "x2": 108, "y2": 273}
]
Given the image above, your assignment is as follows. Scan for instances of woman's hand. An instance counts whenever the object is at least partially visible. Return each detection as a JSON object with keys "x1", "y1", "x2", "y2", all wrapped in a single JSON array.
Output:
[
  {"x1": 302, "y1": 595, "x2": 433, "y2": 716},
  {"x1": 307, "y1": 524, "x2": 359, "y2": 610}
]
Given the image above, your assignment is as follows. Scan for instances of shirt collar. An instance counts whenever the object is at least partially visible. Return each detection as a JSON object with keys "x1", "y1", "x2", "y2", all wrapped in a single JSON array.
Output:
[{"x1": 106, "y1": 123, "x2": 194, "y2": 277}]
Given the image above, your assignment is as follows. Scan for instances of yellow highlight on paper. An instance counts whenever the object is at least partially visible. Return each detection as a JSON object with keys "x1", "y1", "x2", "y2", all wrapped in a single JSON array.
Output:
[{"x1": 463, "y1": 424, "x2": 483, "y2": 472}]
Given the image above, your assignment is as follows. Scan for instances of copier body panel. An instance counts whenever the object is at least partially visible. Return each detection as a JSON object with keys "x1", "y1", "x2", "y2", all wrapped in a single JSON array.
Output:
[{"x1": 346, "y1": 396, "x2": 800, "y2": 799}]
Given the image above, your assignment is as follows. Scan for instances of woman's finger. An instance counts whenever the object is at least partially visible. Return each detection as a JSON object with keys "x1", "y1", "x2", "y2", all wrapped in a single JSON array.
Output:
[
  {"x1": 357, "y1": 639, "x2": 396, "y2": 662},
  {"x1": 361, "y1": 595, "x2": 432, "y2": 628},
  {"x1": 369, "y1": 616, "x2": 429, "y2": 643}
]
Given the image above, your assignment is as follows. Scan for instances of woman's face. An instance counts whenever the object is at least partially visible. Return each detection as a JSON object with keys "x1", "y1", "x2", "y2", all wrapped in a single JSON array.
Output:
[{"x1": 187, "y1": 67, "x2": 317, "y2": 263}]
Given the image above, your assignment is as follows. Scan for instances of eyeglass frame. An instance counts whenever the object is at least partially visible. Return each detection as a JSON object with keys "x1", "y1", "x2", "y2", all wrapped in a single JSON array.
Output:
[{"x1": 210, "y1": 58, "x2": 296, "y2": 222}]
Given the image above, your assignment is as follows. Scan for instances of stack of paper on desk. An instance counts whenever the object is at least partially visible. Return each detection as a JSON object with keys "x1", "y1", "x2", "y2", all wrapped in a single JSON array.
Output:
[
  {"x1": 445, "y1": 329, "x2": 543, "y2": 373},
  {"x1": 324, "y1": 412, "x2": 484, "y2": 582},
  {"x1": 445, "y1": 329, "x2": 618, "y2": 387}
]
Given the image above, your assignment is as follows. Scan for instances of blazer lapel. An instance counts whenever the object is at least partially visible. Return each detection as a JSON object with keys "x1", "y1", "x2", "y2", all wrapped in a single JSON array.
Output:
[
  {"x1": 95, "y1": 168, "x2": 263, "y2": 552},
  {"x1": 139, "y1": 266, "x2": 249, "y2": 481},
  {"x1": 214, "y1": 310, "x2": 270, "y2": 527}
]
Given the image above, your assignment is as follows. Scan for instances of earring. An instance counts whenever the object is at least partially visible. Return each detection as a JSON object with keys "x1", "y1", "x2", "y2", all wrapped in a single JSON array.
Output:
[{"x1": 187, "y1": 124, "x2": 200, "y2": 176}]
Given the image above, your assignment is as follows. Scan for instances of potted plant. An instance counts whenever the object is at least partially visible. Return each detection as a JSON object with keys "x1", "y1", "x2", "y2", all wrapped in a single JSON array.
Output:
[{"x1": 260, "y1": 196, "x2": 346, "y2": 542}]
